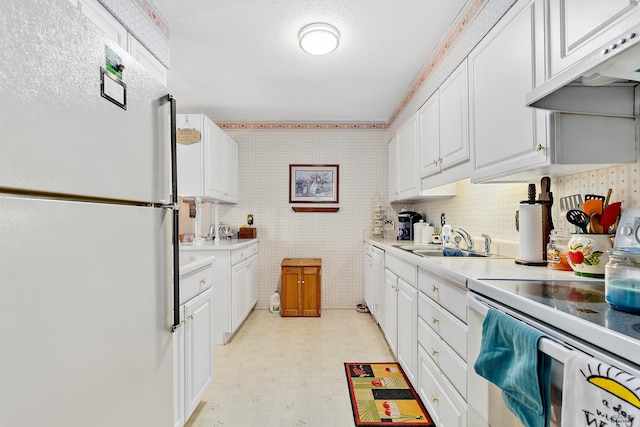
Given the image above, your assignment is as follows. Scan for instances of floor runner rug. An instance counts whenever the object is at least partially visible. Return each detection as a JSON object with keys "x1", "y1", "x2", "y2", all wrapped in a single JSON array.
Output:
[{"x1": 344, "y1": 362, "x2": 434, "y2": 426}]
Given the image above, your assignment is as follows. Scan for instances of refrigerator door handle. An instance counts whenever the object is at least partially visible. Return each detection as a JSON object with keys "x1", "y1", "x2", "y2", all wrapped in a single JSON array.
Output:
[{"x1": 169, "y1": 94, "x2": 181, "y2": 332}]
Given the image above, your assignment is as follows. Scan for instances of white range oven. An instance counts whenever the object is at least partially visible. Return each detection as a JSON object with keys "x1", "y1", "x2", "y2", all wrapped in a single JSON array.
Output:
[{"x1": 466, "y1": 278, "x2": 640, "y2": 427}]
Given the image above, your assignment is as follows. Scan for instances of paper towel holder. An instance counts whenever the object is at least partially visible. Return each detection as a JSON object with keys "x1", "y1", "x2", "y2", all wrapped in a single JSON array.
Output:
[{"x1": 515, "y1": 178, "x2": 553, "y2": 267}]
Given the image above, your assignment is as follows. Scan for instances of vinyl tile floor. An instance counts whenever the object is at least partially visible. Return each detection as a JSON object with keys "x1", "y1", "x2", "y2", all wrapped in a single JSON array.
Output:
[{"x1": 186, "y1": 308, "x2": 395, "y2": 427}]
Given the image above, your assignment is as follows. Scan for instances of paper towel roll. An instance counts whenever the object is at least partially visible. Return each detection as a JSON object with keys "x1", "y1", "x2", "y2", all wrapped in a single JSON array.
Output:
[{"x1": 518, "y1": 203, "x2": 544, "y2": 263}]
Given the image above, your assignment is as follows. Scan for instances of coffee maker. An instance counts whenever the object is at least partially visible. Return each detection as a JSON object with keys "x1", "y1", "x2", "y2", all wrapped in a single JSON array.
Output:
[{"x1": 397, "y1": 211, "x2": 423, "y2": 240}]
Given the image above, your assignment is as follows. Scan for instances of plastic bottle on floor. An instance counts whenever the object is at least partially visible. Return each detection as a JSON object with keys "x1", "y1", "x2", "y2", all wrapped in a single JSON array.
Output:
[{"x1": 270, "y1": 290, "x2": 281, "y2": 313}]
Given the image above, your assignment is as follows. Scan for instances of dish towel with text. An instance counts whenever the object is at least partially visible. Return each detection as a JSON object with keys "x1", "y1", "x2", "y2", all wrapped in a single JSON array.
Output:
[
  {"x1": 562, "y1": 351, "x2": 640, "y2": 427},
  {"x1": 474, "y1": 308, "x2": 551, "y2": 427}
]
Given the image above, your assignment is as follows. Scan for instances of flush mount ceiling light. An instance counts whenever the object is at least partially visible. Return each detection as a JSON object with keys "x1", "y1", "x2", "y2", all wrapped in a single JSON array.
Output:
[{"x1": 298, "y1": 23, "x2": 340, "y2": 55}]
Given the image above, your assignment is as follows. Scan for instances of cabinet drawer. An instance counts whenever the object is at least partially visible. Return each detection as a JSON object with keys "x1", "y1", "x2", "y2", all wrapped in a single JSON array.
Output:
[
  {"x1": 385, "y1": 252, "x2": 416, "y2": 285},
  {"x1": 418, "y1": 292, "x2": 468, "y2": 360},
  {"x1": 180, "y1": 263, "x2": 213, "y2": 305},
  {"x1": 418, "y1": 345, "x2": 467, "y2": 427},
  {"x1": 418, "y1": 317, "x2": 467, "y2": 399},
  {"x1": 231, "y1": 243, "x2": 258, "y2": 265},
  {"x1": 418, "y1": 267, "x2": 466, "y2": 322}
]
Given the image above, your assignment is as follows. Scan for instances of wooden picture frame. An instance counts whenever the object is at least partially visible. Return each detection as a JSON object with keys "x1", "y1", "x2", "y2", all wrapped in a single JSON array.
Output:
[{"x1": 289, "y1": 164, "x2": 339, "y2": 204}]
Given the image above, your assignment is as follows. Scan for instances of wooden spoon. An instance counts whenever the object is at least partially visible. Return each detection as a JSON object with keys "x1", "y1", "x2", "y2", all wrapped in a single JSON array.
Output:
[{"x1": 589, "y1": 213, "x2": 604, "y2": 233}]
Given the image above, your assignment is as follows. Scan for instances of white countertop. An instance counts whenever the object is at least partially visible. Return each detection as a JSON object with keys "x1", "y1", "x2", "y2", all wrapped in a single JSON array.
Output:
[
  {"x1": 365, "y1": 236, "x2": 585, "y2": 285},
  {"x1": 179, "y1": 238, "x2": 259, "y2": 252}
]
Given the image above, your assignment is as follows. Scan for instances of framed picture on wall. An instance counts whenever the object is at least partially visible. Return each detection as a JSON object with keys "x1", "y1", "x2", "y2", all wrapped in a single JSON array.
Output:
[{"x1": 289, "y1": 164, "x2": 339, "y2": 204}]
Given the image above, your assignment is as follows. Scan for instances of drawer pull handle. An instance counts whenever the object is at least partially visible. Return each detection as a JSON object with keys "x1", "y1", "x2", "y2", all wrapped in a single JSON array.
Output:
[
  {"x1": 431, "y1": 285, "x2": 438, "y2": 293},
  {"x1": 431, "y1": 348, "x2": 438, "y2": 356},
  {"x1": 431, "y1": 317, "x2": 439, "y2": 324},
  {"x1": 431, "y1": 395, "x2": 439, "y2": 403}
]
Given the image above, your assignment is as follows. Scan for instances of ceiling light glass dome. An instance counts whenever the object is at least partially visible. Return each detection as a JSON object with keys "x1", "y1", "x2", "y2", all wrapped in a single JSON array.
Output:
[{"x1": 298, "y1": 23, "x2": 340, "y2": 55}]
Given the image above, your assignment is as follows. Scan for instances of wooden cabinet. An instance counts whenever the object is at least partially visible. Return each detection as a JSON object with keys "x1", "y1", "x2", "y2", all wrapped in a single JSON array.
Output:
[
  {"x1": 546, "y1": 0, "x2": 640, "y2": 79},
  {"x1": 280, "y1": 258, "x2": 322, "y2": 317},
  {"x1": 419, "y1": 59, "x2": 470, "y2": 186},
  {"x1": 177, "y1": 114, "x2": 239, "y2": 203},
  {"x1": 174, "y1": 261, "x2": 213, "y2": 427}
]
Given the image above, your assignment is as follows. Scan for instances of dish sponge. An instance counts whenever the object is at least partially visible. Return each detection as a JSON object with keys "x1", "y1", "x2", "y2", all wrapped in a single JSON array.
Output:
[{"x1": 442, "y1": 242, "x2": 463, "y2": 257}]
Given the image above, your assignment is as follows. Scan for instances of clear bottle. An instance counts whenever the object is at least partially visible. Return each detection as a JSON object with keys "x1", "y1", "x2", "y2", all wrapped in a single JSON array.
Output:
[
  {"x1": 546, "y1": 229, "x2": 572, "y2": 271},
  {"x1": 270, "y1": 290, "x2": 281, "y2": 313},
  {"x1": 605, "y1": 249, "x2": 640, "y2": 314}
]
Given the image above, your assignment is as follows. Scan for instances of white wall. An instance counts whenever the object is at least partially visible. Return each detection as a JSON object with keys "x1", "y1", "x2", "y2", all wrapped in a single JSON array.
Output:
[{"x1": 207, "y1": 128, "x2": 388, "y2": 309}]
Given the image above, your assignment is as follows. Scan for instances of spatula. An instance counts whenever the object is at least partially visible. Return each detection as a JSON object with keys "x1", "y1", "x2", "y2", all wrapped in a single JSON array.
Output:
[
  {"x1": 566, "y1": 210, "x2": 589, "y2": 233},
  {"x1": 601, "y1": 202, "x2": 621, "y2": 233},
  {"x1": 585, "y1": 194, "x2": 606, "y2": 202}
]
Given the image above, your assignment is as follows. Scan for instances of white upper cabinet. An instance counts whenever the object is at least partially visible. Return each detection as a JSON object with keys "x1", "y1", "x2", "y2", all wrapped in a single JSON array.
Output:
[
  {"x1": 177, "y1": 114, "x2": 239, "y2": 203},
  {"x1": 468, "y1": 0, "x2": 549, "y2": 182},
  {"x1": 546, "y1": 0, "x2": 640, "y2": 79},
  {"x1": 396, "y1": 114, "x2": 421, "y2": 200},
  {"x1": 419, "y1": 59, "x2": 470, "y2": 185},
  {"x1": 388, "y1": 117, "x2": 421, "y2": 202}
]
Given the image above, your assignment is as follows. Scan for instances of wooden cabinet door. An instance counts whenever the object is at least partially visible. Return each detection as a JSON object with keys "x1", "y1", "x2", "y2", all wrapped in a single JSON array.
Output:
[
  {"x1": 301, "y1": 266, "x2": 321, "y2": 317},
  {"x1": 281, "y1": 267, "x2": 301, "y2": 317}
]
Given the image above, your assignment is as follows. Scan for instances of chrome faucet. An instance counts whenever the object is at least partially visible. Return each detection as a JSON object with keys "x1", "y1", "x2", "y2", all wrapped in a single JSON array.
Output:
[
  {"x1": 482, "y1": 233, "x2": 492, "y2": 255},
  {"x1": 453, "y1": 228, "x2": 474, "y2": 251}
]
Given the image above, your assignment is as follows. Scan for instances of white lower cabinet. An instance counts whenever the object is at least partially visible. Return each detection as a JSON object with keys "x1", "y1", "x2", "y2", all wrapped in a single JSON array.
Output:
[
  {"x1": 231, "y1": 253, "x2": 258, "y2": 332},
  {"x1": 417, "y1": 266, "x2": 468, "y2": 426},
  {"x1": 383, "y1": 269, "x2": 399, "y2": 356},
  {"x1": 397, "y1": 279, "x2": 418, "y2": 388},
  {"x1": 418, "y1": 345, "x2": 467, "y2": 427},
  {"x1": 174, "y1": 286, "x2": 213, "y2": 427}
]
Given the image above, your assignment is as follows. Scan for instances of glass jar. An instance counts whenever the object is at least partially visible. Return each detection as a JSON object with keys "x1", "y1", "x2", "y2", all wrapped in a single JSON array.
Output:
[
  {"x1": 605, "y1": 249, "x2": 640, "y2": 314},
  {"x1": 546, "y1": 229, "x2": 572, "y2": 271}
]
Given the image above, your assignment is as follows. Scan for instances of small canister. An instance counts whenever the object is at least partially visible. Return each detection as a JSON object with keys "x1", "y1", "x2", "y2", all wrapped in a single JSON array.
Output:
[
  {"x1": 605, "y1": 249, "x2": 640, "y2": 314},
  {"x1": 546, "y1": 229, "x2": 572, "y2": 271}
]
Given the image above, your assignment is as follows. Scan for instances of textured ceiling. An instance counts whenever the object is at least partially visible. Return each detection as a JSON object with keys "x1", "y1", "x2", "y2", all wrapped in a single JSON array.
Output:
[{"x1": 154, "y1": 0, "x2": 468, "y2": 123}]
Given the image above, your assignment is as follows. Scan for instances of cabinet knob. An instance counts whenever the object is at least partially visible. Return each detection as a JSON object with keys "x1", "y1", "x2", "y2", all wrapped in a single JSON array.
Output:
[
  {"x1": 431, "y1": 317, "x2": 439, "y2": 324},
  {"x1": 431, "y1": 395, "x2": 439, "y2": 403},
  {"x1": 431, "y1": 285, "x2": 439, "y2": 293},
  {"x1": 199, "y1": 278, "x2": 206, "y2": 285},
  {"x1": 188, "y1": 314, "x2": 195, "y2": 320},
  {"x1": 431, "y1": 348, "x2": 438, "y2": 356},
  {"x1": 534, "y1": 144, "x2": 544, "y2": 152},
  {"x1": 301, "y1": 280, "x2": 305, "y2": 284},
  {"x1": 433, "y1": 159, "x2": 439, "y2": 166}
]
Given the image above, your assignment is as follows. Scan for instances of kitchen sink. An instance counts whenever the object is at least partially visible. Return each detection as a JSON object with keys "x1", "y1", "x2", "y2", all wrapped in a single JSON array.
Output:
[{"x1": 393, "y1": 244, "x2": 512, "y2": 259}]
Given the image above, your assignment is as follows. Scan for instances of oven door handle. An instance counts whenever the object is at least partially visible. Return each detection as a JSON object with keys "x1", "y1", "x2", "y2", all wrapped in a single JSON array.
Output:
[{"x1": 468, "y1": 293, "x2": 571, "y2": 363}]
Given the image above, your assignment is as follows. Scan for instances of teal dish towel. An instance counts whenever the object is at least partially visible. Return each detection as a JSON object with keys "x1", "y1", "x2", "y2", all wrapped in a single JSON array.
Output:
[{"x1": 474, "y1": 309, "x2": 551, "y2": 427}]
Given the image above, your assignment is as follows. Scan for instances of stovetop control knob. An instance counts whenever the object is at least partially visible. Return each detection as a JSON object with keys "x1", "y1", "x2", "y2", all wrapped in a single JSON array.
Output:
[{"x1": 620, "y1": 225, "x2": 633, "y2": 236}]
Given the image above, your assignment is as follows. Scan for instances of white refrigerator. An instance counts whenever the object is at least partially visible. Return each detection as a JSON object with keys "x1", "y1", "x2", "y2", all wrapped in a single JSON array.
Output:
[{"x1": 0, "y1": 1, "x2": 179, "y2": 425}]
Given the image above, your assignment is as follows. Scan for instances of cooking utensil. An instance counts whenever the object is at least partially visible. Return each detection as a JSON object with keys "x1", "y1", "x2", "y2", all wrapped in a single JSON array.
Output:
[
  {"x1": 589, "y1": 213, "x2": 603, "y2": 233},
  {"x1": 566, "y1": 209, "x2": 589, "y2": 233},
  {"x1": 585, "y1": 194, "x2": 606, "y2": 202},
  {"x1": 583, "y1": 199, "x2": 603, "y2": 216},
  {"x1": 601, "y1": 201, "x2": 622, "y2": 233},
  {"x1": 559, "y1": 193, "x2": 583, "y2": 232},
  {"x1": 603, "y1": 188, "x2": 612, "y2": 208}
]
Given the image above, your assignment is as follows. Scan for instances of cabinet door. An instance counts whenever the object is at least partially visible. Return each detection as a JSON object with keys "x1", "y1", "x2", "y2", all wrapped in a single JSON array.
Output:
[
  {"x1": 388, "y1": 136, "x2": 399, "y2": 201},
  {"x1": 469, "y1": 0, "x2": 548, "y2": 182},
  {"x1": 396, "y1": 115, "x2": 421, "y2": 200},
  {"x1": 281, "y1": 267, "x2": 301, "y2": 316},
  {"x1": 247, "y1": 254, "x2": 258, "y2": 309},
  {"x1": 301, "y1": 266, "x2": 321, "y2": 316},
  {"x1": 397, "y1": 279, "x2": 418, "y2": 388},
  {"x1": 176, "y1": 114, "x2": 204, "y2": 198},
  {"x1": 184, "y1": 288, "x2": 213, "y2": 419},
  {"x1": 383, "y1": 269, "x2": 398, "y2": 356},
  {"x1": 547, "y1": 0, "x2": 640, "y2": 78},
  {"x1": 418, "y1": 93, "x2": 440, "y2": 177},
  {"x1": 78, "y1": 0, "x2": 127, "y2": 47},
  {"x1": 438, "y1": 60, "x2": 469, "y2": 171},
  {"x1": 223, "y1": 135, "x2": 239, "y2": 203},
  {"x1": 231, "y1": 259, "x2": 248, "y2": 331},
  {"x1": 203, "y1": 117, "x2": 226, "y2": 200}
]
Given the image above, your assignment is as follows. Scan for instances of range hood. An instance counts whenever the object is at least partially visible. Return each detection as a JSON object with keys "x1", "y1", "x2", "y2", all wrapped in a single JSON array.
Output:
[{"x1": 527, "y1": 28, "x2": 640, "y2": 117}]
